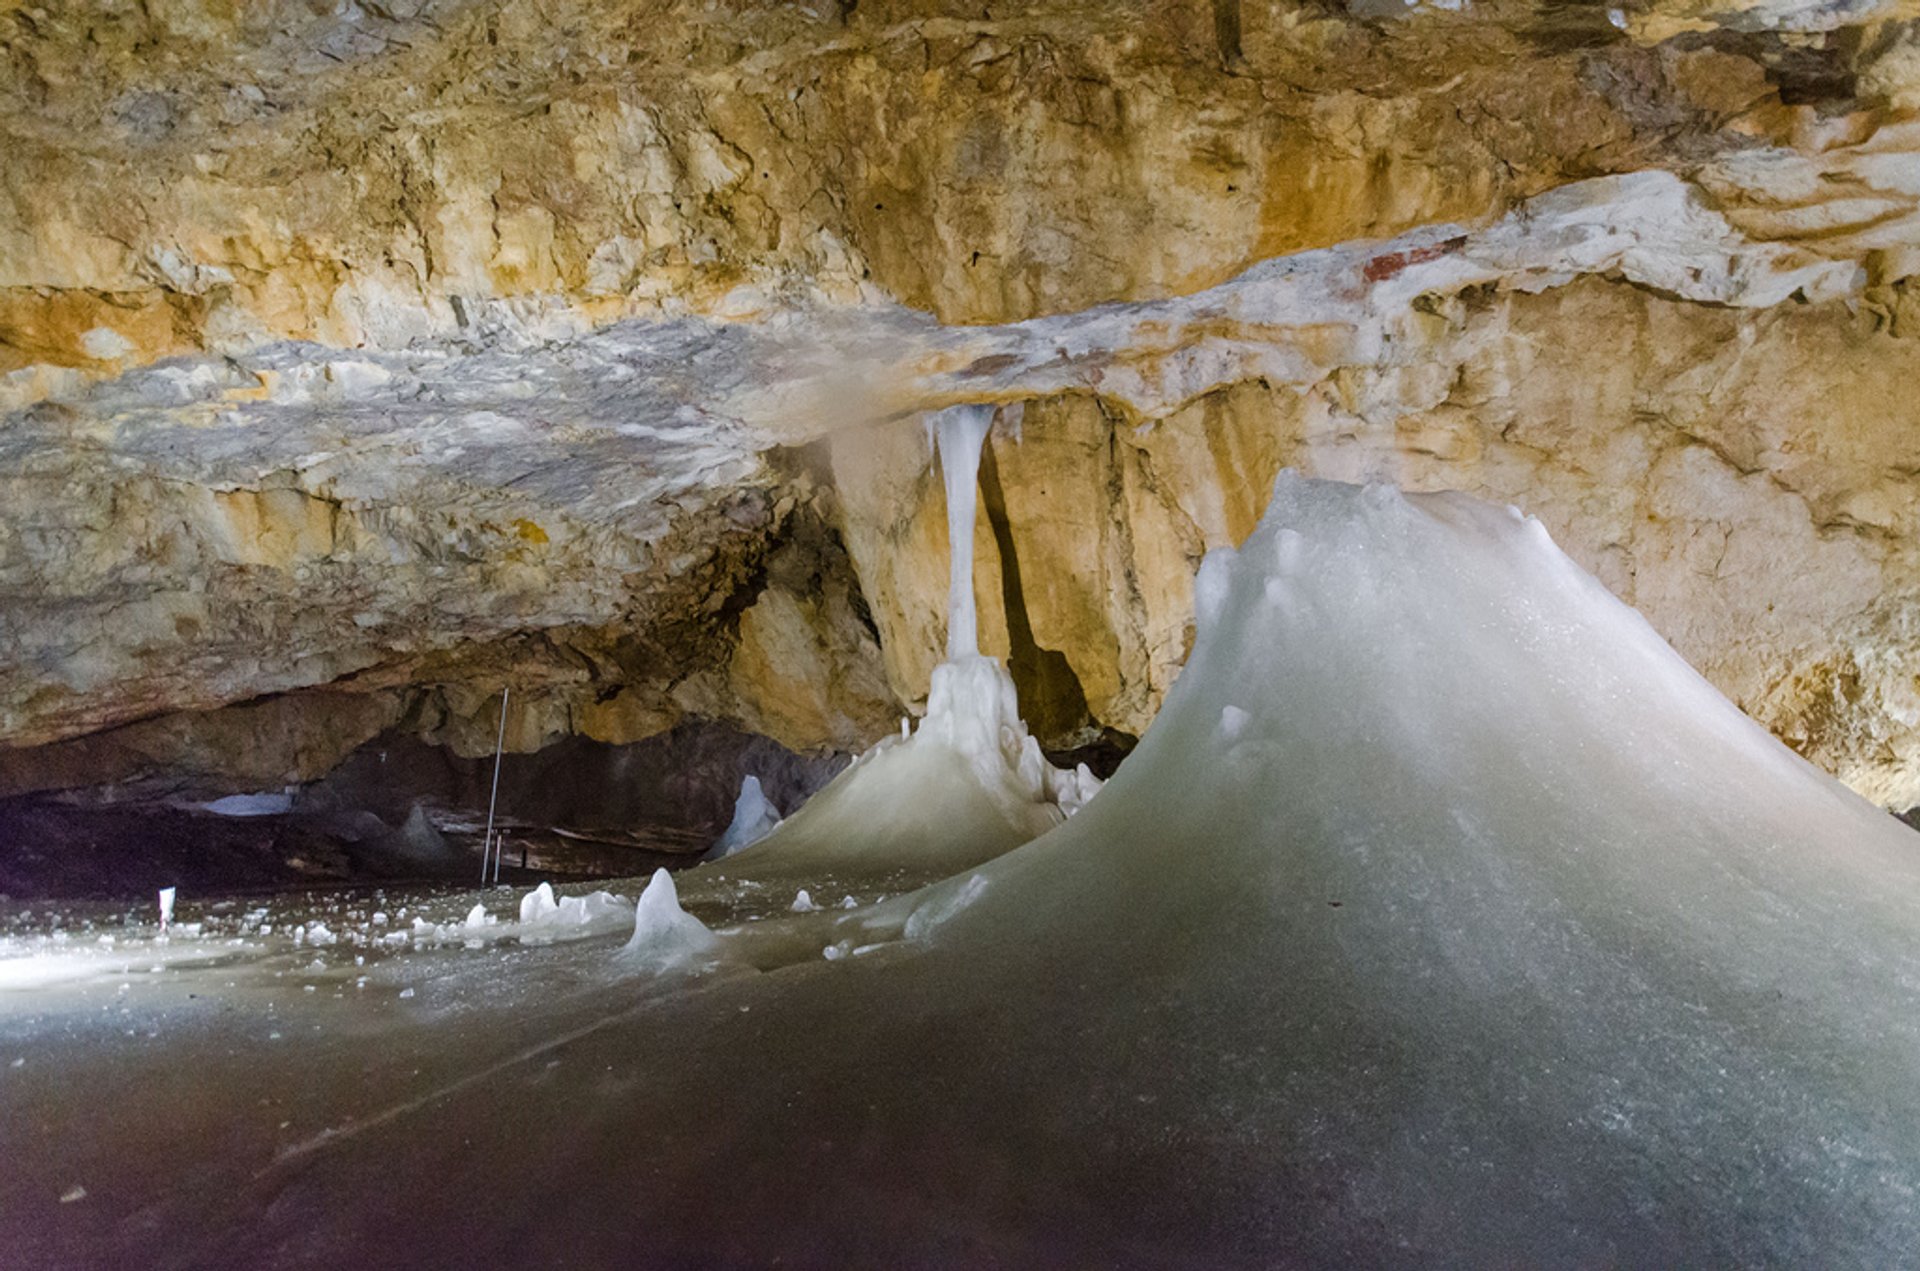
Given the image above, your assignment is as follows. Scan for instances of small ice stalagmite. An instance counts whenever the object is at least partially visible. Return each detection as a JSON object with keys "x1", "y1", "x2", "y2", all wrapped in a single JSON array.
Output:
[
  {"x1": 157, "y1": 887, "x2": 176, "y2": 933},
  {"x1": 707, "y1": 775, "x2": 783, "y2": 859},
  {"x1": 620, "y1": 869, "x2": 721, "y2": 970}
]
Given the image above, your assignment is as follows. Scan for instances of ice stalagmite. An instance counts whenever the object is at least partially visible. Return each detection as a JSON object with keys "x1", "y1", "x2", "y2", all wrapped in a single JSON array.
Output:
[
  {"x1": 862, "y1": 472, "x2": 1920, "y2": 1262},
  {"x1": 620, "y1": 868, "x2": 720, "y2": 969},
  {"x1": 706, "y1": 775, "x2": 782, "y2": 859}
]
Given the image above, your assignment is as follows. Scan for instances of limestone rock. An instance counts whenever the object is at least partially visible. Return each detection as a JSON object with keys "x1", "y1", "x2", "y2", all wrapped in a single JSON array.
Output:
[
  {"x1": 3, "y1": 0, "x2": 1920, "y2": 806},
  {"x1": 827, "y1": 278, "x2": 1920, "y2": 804}
]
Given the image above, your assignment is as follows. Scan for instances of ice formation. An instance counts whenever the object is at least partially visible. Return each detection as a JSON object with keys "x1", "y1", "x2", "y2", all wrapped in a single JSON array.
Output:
[
  {"x1": 518, "y1": 882, "x2": 559, "y2": 925},
  {"x1": 386, "y1": 804, "x2": 449, "y2": 859},
  {"x1": 20, "y1": 475, "x2": 1920, "y2": 1265},
  {"x1": 852, "y1": 471, "x2": 1920, "y2": 1261},
  {"x1": 619, "y1": 868, "x2": 720, "y2": 969},
  {"x1": 199, "y1": 791, "x2": 293, "y2": 817},
  {"x1": 708, "y1": 404, "x2": 1099, "y2": 879},
  {"x1": 515, "y1": 883, "x2": 628, "y2": 942},
  {"x1": 935, "y1": 403, "x2": 993, "y2": 662},
  {"x1": 706, "y1": 775, "x2": 783, "y2": 859}
]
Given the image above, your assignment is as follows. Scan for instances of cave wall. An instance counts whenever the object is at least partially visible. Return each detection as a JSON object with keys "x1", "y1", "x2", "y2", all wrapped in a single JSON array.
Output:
[
  {"x1": 832, "y1": 277, "x2": 1920, "y2": 805},
  {"x1": 4, "y1": 0, "x2": 1920, "y2": 806}
]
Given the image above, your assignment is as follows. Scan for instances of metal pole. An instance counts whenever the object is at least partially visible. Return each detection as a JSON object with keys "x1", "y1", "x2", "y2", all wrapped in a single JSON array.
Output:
[{"x1": 482, "y1": 686, "x2": 509, "y2": 885}]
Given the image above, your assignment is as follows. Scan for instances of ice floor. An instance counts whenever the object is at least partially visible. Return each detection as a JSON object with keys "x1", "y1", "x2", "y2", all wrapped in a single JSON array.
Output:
[{"x1": 9, "y1": 474, "x2": 1920, "y2": 1267}]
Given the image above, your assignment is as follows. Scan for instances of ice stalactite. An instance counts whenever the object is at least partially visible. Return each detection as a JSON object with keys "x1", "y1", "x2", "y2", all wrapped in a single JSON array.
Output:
[
  {"x1": 921, "y1": 404, "x2": 1100, "y2": 812},
  {"x1": 936, "y1": 404, "x2": 994, "y2": 660}
]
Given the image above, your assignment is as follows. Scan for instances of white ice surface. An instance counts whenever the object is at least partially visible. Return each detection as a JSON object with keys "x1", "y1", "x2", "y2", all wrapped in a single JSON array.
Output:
[{"x1": 16, "y1": 474, "x2": 1920, "y2": 1265}]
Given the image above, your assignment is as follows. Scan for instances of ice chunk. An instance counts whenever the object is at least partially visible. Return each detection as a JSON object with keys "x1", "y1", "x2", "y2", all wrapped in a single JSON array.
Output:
[
  {"x1": 554, "y1": 891, "x2": 625, "y2": 925},
  {"x1": 790, "y1": 889, "x2": 817, "y2": 913},
  {"x1": 518, "y1": 883, "x2": 559, "y2": 925},
  {"x1": 157, "y1": 887, "x2": 176, "y2": 932},
  {"x1": 201, "y1": 792, "x2": 293, "y2": 817},
  {"x1": 1046, "y1": 762, "x2": 1103, "y2": 816},
  {"x1": 463, "y1": 904, "x2": 487, "y2": 930},
  {"x1": 707, "y1": 775, "x2": 782, "y2": 859},
  {"x1": 513, "y1": 884, "x2": 628, "y2": 942}
]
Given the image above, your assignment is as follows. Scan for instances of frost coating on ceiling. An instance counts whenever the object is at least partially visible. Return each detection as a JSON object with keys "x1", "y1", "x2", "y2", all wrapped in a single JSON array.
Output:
[{"x1": 4, "y1": 165, "x2": 1869, "y2": 460}]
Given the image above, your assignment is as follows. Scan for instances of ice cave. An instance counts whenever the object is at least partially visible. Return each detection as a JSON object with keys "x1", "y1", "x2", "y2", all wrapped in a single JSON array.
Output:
[{"x1": 7, "y1": 1, "x2": 1920, "y2": 1266}]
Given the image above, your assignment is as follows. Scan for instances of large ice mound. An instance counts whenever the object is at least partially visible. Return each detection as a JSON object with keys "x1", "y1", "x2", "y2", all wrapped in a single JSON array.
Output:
[{"x1": 861, "y1": 470, "x2": 1920, "y2": 1262}]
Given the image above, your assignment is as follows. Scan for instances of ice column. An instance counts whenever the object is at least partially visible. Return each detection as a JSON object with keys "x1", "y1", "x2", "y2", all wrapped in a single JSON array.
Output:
[{"x1": 935, "y1": 404, "x2": 995, "y2": 659}]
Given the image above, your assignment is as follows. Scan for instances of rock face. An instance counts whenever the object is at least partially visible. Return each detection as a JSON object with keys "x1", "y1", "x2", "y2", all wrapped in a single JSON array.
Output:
[
  {"x1": 3, "y1": 0, "x2": 1919, "y2": 806},
  {"x1": 833, "y1": 279, "x2": 1920, "y2": 805}
]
